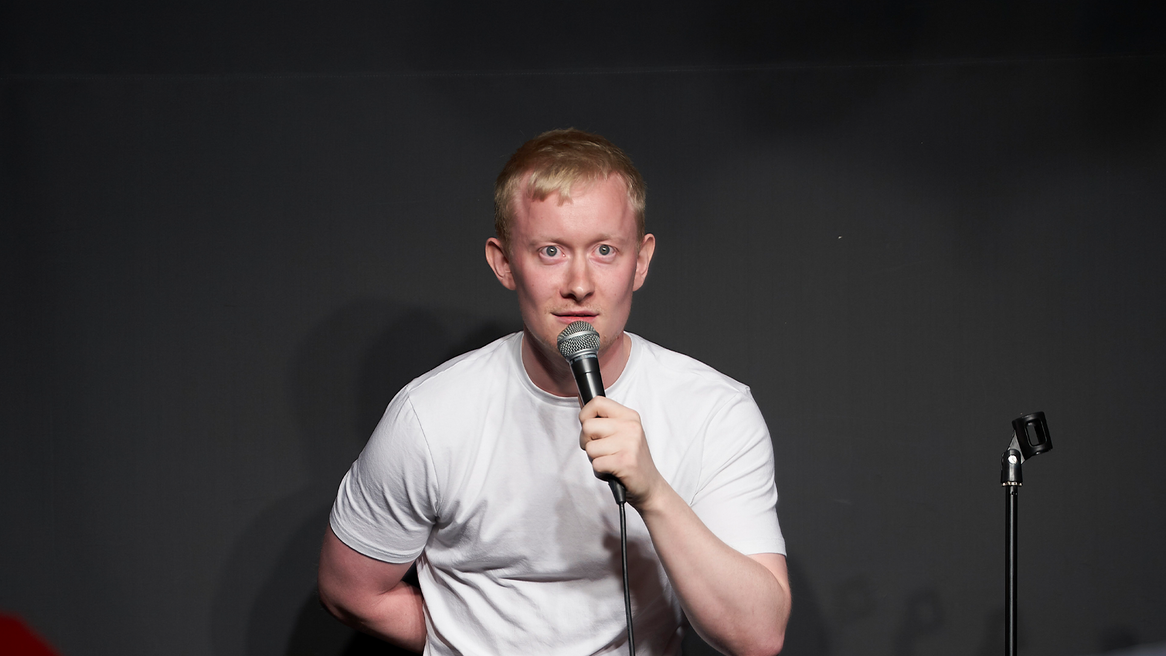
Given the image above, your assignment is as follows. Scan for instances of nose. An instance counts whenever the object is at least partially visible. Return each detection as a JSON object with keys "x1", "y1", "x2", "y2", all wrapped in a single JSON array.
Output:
[{"x1": 562, "y1": 255, "x2": 595, "y2": 302}]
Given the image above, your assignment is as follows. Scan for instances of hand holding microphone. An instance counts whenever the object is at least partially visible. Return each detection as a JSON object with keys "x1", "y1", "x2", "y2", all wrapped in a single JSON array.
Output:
[{"x1": 557, "y1": 321, "x2": 643, "y2": 505}]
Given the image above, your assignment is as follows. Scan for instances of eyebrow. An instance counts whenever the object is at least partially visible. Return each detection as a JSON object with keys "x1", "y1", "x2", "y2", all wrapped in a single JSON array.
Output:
[{"x1": 525, "y1": 232, "x2": 629, "y2": 245}]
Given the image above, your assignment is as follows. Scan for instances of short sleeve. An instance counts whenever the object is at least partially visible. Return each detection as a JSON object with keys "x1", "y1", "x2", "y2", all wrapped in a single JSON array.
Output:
[
  {"x1": 689, "y1": 390, "x2": 785, "y2": 557},
  {"x1": 329, "y1": 389, "x2": 439, "y2": 564}
]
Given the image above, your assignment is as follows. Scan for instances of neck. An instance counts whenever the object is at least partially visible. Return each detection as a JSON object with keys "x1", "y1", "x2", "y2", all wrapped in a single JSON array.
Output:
[{"x1": 522, "y1": 330, "x2": 632, "y2": 398}]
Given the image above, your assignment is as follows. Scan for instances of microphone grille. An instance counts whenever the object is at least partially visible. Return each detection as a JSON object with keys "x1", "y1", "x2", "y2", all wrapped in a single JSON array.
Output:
[{"x1": 557, "y1": 321, "x2": 601, "y2": 360}]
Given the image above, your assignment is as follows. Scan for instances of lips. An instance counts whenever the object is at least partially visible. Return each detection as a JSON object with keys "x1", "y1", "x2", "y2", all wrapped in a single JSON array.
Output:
[{"x1": 552, "y1": 312, "x2": 598, "y2": 328}]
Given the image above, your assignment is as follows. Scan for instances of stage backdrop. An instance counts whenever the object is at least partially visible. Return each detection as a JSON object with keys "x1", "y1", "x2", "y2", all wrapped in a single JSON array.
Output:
[{"x1": 3, "y1": 3, "x2": 1165, "y2": 656}]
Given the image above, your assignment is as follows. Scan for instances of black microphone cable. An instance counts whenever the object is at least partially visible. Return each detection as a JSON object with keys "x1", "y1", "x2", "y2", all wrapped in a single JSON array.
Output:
[
  {"x1": 618, "y1": 499, "x2": 635, "y2": 656},
  {"x1": 557, "y1": 321, "x2": 636, "y2": 656}
]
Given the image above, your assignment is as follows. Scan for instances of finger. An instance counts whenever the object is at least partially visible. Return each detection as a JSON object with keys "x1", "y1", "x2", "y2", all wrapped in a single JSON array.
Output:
[
  {"x1": 577, "y1": 397, "x2": 604, "y2": 423},
  {"x1": 578, "y1": 397, "x2": 639, "y2": 423},
  {"x1": 583, "y1": 435, "x2": 621, "y2": 461},
  {"x1": 580, "y1": 415, "x2": 619, "y2": 438},
  {"x1": 578, "y1": 417, "x2": 620, "y2": 449},
  {"x1": 588, "y1": 454, "x2": 621, "y2": 481},
  {"x1": 585, "y1": 443, "x2": 627, "y2": 482}
]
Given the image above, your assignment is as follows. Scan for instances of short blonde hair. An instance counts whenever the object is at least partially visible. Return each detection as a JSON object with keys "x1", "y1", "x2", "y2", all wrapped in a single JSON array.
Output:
[{"x1": 494, "y1": 128, "x2": 646, "y2": 249}]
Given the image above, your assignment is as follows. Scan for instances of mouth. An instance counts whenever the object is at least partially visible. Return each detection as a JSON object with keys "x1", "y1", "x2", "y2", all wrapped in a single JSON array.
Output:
[{"x1": 553, "y1": 311, "x2": 597, "y2": 324}]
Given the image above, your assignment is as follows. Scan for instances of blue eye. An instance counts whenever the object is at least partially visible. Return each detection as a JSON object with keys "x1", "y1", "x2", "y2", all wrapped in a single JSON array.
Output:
[
  {"x1": 543, "y1": 245, "x2": 559, "y2": 257},
  {"x1": 597, "y1": 244, "x2": 612, "y2": 256}
]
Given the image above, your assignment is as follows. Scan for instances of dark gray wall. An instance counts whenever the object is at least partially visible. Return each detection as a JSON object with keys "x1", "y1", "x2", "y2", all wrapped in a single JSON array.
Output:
[{"x1": 3, "y1": 3, "x2": 1164, "y2": 656}]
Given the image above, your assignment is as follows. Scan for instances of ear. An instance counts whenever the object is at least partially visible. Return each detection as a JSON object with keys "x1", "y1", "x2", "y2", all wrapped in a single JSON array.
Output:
[
  {"x1": 485, "y1": 237, "x2": 517, "y2": 290},
  {"x1": 632, "y1": 233, "x2": 655, "y2": 291}
]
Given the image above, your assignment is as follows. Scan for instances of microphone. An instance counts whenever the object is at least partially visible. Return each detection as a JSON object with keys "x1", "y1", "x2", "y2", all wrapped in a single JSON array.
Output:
[{"x1": 557, "y1": 320, "x2": 626, "y2": 504}]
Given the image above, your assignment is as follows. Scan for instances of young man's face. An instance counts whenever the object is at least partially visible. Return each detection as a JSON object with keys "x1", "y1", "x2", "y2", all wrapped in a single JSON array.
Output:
[{"x1": 488, "y1": 174, "x2": 654, "y2": 365}]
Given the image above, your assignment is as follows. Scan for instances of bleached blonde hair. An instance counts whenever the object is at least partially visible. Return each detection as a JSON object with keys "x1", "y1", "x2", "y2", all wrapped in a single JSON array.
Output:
[{"x1": 494, "y1": 128, "x2": 646, "y2": 250}]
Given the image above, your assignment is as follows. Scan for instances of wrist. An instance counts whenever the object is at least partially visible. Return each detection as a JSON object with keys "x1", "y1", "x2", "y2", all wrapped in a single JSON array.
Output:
[{"x1": 633, "y1": 477, "x2": 682, "y2": 518}]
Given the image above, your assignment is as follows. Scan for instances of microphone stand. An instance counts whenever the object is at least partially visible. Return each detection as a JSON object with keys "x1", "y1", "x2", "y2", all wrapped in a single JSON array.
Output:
[{"x1": 999, "y1": 412, "x2": 1052, "y2": 656}]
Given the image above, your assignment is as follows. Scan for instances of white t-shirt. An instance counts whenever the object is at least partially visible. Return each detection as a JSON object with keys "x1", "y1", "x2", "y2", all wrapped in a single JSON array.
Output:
[{"x1": 330, "y1": 332, "x2": 784, "y2": 655}]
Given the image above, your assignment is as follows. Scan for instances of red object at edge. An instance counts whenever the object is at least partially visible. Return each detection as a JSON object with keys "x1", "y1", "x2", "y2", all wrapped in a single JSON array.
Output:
[{"x1": 0, "y1": 614, "x2": 61, "y2": 656}]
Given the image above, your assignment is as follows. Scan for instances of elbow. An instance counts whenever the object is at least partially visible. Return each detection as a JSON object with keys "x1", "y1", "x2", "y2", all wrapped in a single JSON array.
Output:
[
  {"x1": 737, "y1": 615, "x2": 787, "y2": 656},
  {"x1": 764, "y1": 630, "x2": 785, "y2": 656},
  {"x1": 318, "y1": 587, "x2": 373, "y2": 633},
  {"x1": 317, "y1": 584, "x2": 340, "y2": 619},
  {"x1": 317, "y1": 571, "x2": 366, "y2": 630},
  {"x1": 317, "y1": 580, "x2": 350, "y2": 625},
  {"x1": 760, "y1": 605, "x2": 788, "y2": 655},
  {"x1": 716, "y1": 624, "x2": 785, "y2": 656},
  {"x1": 740, "y1": 632, "x2": 784, "y2": 656}
]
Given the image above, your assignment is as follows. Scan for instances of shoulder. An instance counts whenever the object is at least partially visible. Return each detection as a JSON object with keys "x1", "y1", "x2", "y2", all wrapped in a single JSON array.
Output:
[
  {"x1": 384, "y1": 332, "x2": 524, "y2": 425},
  {"x1": 625, "y1": 333, "x2": 752, "y2": 400},
  {"x1": 404, "y1": 332, "x2": 521, "y2": 395},
  {"x1": 363, "y1": 332, "x2": 521, "y2": 453}
]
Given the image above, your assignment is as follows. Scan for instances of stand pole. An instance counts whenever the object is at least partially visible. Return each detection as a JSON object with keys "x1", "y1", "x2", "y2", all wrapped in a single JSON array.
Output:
[
  {"x1": 1006, "y1": 483, "x2": 1018, "y2": 656},
  {"x1": 1002, "y1": 445, "x2": 1023, "y2": 656}
]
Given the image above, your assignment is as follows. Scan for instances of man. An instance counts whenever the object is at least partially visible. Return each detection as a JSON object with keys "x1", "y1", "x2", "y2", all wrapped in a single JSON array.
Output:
[{"x1": 318, "y1": 129, "x2": 791, "y2": 655}]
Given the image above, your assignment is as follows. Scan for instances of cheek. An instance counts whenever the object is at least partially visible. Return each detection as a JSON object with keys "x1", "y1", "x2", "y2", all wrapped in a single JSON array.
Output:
[
  {"x1": 604, "y1": 265, "x2": 639, "y2": 295},
  {"x1": 514, "y1": 270, "x2": 558, "y2": 303}
]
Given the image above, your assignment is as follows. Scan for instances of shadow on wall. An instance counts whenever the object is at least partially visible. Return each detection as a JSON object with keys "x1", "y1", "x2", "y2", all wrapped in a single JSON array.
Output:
[
  {"x1": 974, "y1": 607, "x2": 1009, "y2": 656},
  {"x1": 782, "y1": 556, "x2": 832, "y2": 656},
  {"x1": 1097, "y1": 627, "x2": 1141, "y2": 652},
  {"x1": 209, "y1": 300, "x2": 516, "y2": 656},
  {"x1": 891, "y1": 588, "x2": 943, "y2": 656}
]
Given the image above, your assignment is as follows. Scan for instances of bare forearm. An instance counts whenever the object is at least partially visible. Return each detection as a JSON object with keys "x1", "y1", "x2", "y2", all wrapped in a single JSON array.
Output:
[{"x1": 637, "y1": 486, "x2": 790, "y2": 656}]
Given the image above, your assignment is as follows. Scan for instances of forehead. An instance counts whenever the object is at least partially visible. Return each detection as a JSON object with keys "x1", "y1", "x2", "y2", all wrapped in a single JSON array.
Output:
[{"x1": 512, "y1": 175, "x2": 637, "y2": 243}]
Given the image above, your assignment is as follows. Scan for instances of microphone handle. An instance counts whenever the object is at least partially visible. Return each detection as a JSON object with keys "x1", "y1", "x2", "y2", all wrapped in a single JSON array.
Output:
[
  {"x1": 570, "y1": 355, "x2": 605, "y2": 403},
  {"x1": 569, "y1": 355, "x2": 627, "y2": 504}
]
